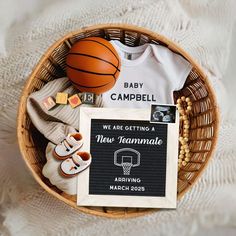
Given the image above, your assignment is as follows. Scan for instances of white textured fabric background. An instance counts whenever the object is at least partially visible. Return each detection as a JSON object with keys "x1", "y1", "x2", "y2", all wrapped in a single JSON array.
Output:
[{"x1": 0, "y1": 0, "x2": 236, "y2": 235}]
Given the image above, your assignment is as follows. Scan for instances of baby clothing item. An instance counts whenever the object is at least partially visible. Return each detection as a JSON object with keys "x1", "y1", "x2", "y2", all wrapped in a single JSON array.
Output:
[
  {"x1": 27, "y1": 77, "x2": 103, "y2": 144},
  {"x1": 60, "y1": 152, "x2": 92, "y2": 177},
  {"x1": 42, "y1": 142, "x2": 77, "y2": 195},
  {"x1": 102, "y1": 40, "x2": 192, "y2": 108},
  {"x1": 53, "y1": 133, "x2": 83, "y2": 160}
]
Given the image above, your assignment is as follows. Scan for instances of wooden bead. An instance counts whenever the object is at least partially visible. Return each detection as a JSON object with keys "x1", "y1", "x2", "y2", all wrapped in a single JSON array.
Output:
[
  {"x1": 179, "y1": 154, "x2": 184, "y2": 159},
  {"x1": 183, "y1": 134, "x2": 188, "y2": 139},
  {"x1": 184, "y1": 124, "x2": 190, "y2": 129},
  {"x1": 180, "y1": 150, "x2": 185, "y2": 155},
  {"x1": 187, "y1": 106, "x2": 192, "y2": 111},
  {"x1": 183, "y1": 133, "x2": 189, "y2": 138},
  {"x1": 181, "y1": 96, "x2": 186, "y2": 101},
  {"x1": 177, "y1": 98, "x2": 181, "y2": 104},
  {"x1": 186, "y1": 97, "x2": 190, "y2": 102},
  {"x1": 184, "y1": 137, "x2": 188, "y2": 142},
  {"x1": 187, "y1": 101, "x2": 192, "y2": 106},
  {"x1": 179, "y1": 136, "x2": 184, "y2": 141},
  {"x1": 182, "y1": 115, "x2": 188, "y2": 120},
  {"x1": 185, "y1": 148, "x2": 190, "y2": 153},
  {"x1": 184, "y1": 121, "x2": 189, "y2": 126},
  {"x1": 186, "y1": 153, "x2": 191, "y2": 158},
  {"x1": 182, "y1": 161, "x2": 187, "y2": 166},
  {"x1": 185, "y1": 157, "x2": 190, "y2": 162},
  {"x1": 183, "y1": 131, "x2": 189, "y2": 136},
  {"x1": 183, "y1": 140, "x2": 187, "y2": 145}
]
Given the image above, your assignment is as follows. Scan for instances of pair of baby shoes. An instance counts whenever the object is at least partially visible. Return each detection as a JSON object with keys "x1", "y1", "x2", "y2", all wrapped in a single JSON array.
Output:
[{"x1": 53, "y1": 133, "x2": 91, "y2": 177}]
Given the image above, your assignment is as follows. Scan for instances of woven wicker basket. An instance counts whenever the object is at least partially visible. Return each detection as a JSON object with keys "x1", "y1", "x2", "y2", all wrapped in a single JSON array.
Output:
[{"x1": 17, "y1": 23, "x2": 219, "y2": 218}]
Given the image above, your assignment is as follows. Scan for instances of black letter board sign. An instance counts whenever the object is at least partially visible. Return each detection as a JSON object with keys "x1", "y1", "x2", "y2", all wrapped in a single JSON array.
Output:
[
  {"x1": 89, "y1": 119, "x2": 167, "y2": 197},
  {"x1": 77, "y1": 108, "x2": 178, "y2": 208}
]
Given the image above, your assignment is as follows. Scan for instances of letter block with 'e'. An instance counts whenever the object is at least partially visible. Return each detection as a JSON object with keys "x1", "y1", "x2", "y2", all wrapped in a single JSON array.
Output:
[{"x1": 81, "y1": 92, "x2": 95, "y2": 105}]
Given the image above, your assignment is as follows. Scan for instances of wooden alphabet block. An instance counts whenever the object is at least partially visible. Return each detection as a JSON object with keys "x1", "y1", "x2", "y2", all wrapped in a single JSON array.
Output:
[
  {"x1": 68, "y1": 94, "x2": 82, "y2": 108},
  {"x1": 81, "y1": 92, "x2": 95, "y2": 105},
  {"x1": 41, "y1": 96, "x2": 56, "y2": 110},
  {"x1": 56, "y1": 92, "x2": 68, "y2": 104}
]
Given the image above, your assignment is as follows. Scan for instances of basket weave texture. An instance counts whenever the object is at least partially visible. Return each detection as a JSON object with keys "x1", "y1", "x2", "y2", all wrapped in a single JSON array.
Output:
[{"x1": 17, "y1": 24, "x2": 219, "y2": 218}]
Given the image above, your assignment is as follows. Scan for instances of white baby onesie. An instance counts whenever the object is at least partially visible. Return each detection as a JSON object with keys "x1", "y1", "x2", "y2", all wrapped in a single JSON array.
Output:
[{"x1": 102, "y1": 40, "x2": 192, "y2": 108}]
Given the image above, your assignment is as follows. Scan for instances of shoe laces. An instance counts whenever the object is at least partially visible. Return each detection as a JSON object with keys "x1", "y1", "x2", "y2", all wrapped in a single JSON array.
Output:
[{"x1": 62, "y1": 139, "x2": 73, "y2": 152}]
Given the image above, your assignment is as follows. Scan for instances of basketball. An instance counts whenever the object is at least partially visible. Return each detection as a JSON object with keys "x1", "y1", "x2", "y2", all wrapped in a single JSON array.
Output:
[{"x1": 66, "y1": 37, "x2": 121, "y2": 94}]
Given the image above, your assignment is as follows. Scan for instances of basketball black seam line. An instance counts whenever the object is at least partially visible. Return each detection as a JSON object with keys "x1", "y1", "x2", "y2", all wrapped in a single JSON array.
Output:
[
  {"x1": 66, "y1": 64, "x2": 115, "y2": 76},
  {"x1": 112, "y1": 71, "x2": 118, "y2": 82},
  {"x1": 112, "y1": 75, "x2": 117, "y2": 83},
  {"x1": 79, "y1": 38, "x2": 119, "y2": 63},
  {"x1": 68, "y1": 52, "x2": 120, "y2": 72},
  {"x1": 71, "y1": 80, "x2": 111, "y2": 89},
  {"x1": 79, "y1": 39, "x2": 120, "y2": 65}
]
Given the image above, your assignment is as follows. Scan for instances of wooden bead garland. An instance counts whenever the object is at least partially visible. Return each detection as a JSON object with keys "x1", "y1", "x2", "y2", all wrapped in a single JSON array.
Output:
[{"x1": 177, "y1": 96, "x2": 192, "y2": 170}]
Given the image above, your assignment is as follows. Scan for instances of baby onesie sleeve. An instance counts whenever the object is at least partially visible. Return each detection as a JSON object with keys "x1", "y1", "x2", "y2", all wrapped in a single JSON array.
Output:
[{"x1": 152, "y1": 45, "x2": 192, "y2": 91}]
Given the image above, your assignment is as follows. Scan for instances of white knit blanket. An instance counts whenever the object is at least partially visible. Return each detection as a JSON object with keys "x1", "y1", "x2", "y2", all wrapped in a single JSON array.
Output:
[{"x1": 1, "y1": 0, "x2": 236, "y2": 235}]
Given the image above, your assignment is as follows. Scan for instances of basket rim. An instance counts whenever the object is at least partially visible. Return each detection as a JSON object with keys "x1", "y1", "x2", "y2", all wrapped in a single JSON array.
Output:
[{"x1": 17, "y1": 23, "x2": 220, "y2": 218}]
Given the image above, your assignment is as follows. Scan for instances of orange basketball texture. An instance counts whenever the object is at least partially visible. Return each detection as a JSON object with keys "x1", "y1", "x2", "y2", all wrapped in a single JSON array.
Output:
[{"x1": 66, "y1": 37, "x2": 121, "y2": 94}]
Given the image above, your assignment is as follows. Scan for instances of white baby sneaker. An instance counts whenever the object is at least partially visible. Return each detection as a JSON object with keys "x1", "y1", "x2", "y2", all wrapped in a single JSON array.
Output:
[
  {"x1": 60, "y1": 152, "x2": 92, "y2": 177},
  {"x1": 42, "y1": 142, "x2": 77, "y2": 195},
  {"x1": 53, "y1": 133, "x2": 83, "y2": 160}
]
